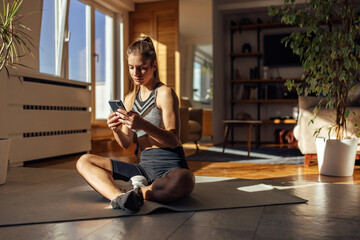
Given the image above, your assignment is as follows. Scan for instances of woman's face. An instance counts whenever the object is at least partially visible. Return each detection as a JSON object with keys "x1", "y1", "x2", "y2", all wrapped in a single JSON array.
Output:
[{"x1": 128, "y1": 53, "x2": 156, "y2": 87}]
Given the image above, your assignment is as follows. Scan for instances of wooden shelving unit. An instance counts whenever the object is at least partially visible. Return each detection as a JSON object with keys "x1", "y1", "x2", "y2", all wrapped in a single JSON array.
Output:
[
  {"x1": 262, "y1": 119, "x2": 297, "y2": 124},
  {"x1": 230, "y1": 52, "x2": 263, "y2": 58},
  {"x1": 230, "y1": 22, "x2": 288, "y2": 31},
  {"x1": 231, "y1": 99, "x2": 298, "y2": 104},
  {"x1": 230, "y1": 78, "x2": 302, "y2": 84},
  {"x1": 229, "y1": 21, "x2": 300, "y2": 144}
]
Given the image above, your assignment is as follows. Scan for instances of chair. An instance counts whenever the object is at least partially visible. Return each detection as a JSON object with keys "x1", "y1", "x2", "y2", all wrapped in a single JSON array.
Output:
[{"x1": 179, "y1": 104, "x2": 203, "y2": 151}]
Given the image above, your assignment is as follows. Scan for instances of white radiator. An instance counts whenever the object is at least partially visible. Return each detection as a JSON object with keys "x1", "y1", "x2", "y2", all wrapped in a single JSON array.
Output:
[{"x1": 6, "y1": 75, "x2": 91, "y2": 164}]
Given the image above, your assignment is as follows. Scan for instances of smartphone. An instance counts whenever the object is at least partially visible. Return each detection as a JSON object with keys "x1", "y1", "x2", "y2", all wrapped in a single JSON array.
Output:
[{"x1": 109, "y1": 100, "x2": 126, "y2": 112}]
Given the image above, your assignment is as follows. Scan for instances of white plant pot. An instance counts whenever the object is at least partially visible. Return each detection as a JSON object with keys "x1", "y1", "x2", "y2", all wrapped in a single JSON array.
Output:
[
  {"x1": 316, "y1": 138, "x2": 358, "y2": 177},
  {"x1": 0, "y1": 138, "x2": 10, "y2": 185}
]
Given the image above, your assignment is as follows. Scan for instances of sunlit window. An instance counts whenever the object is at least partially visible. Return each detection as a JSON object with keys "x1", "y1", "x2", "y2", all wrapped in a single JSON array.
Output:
[
  {"x1": 193, "y1": 61, "x2": 202, "y2": 101},
  {"x1": 68, "y1": 0, "x2": 91, "y2": 82},
  {"x1": 94, "y1": 10, "x2": 114, "y2": 119},
  {"x1": 39, "y1": 0, "x2": 117, "y2": 121},
  {"x1": 39, "y1": 0, "x2": 67, "y2": 76},
  {"x1": 192, "y1": 46, "x2": 213, "y2": 104}
]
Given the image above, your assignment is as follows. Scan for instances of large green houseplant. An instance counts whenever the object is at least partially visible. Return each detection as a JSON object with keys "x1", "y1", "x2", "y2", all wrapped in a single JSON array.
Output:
[
  {"x1": 269, "y1": 0, "x2": 360, "y2": 176},
  {"x1": 0, "y1": 0, "x2": 32, "y2": 185}
]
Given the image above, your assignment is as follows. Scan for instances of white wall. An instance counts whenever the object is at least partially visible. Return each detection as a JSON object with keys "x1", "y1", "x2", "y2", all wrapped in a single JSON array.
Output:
[
  {"x1": 179, "y1": 0, "x2": 213, "y2": 105},
  {"x1": 15, "y1": 0, "x2": 42, "y2": 73},
  {"x1": 0, "y1": 71, "x2": 8, "y2": 139},
  {"x1": 212, "y1": 0, "x2": 226, "y2": 144}
]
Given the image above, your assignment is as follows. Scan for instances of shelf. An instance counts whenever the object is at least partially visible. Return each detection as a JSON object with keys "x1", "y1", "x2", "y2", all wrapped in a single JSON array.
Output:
[
  {"x1": 228, "y1": 16, "x2": 301, "y2": 145},
  {"x1": 225, "y1": 119, "x2": 297, "y2": 124},
  {"x1": 230, "y1": 19, "x2": 343, "y2": 32},
  {"x1": 230, "y1": 22, "x2": 290, "y2": 31},
  {"x1": 230, "y1": 78, "x2": 302, "y2": 83},
  {"x1": 230, "y1": 52, "x2": 262, "y2": 58},
  {"x1": 262, "y1": 119, "x2": 297, "y2": 124},
  {"x1": 231, "y1": 99, "x2": 298, "y2": 104}
]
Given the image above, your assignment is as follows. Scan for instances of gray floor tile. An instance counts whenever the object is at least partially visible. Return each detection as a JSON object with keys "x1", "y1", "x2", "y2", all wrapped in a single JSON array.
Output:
[
  {"x1": 183, "y1": 207, "x2": 263, "y2": 232},
  {"x1": 264, "y1": 183, "x2": 360, "y2": 219},
  {"x1": 169, "y1": 225, "x2": 254, "y2": 240},
  {"x1": 0, "y1": 180, "x2": 35, "y2": 194},
  {"x1": 0, "y1": 219, "x2": 112, "y2": 240},
  {"x1": 80, "y1": 211, "x2": 194, "y2": 240},
  {"x1": 5, "y1": 167, "x2": 75, "y2": 184},
  {"x1": 254, "y1": 212, "x2": 360, "y2": 240}
]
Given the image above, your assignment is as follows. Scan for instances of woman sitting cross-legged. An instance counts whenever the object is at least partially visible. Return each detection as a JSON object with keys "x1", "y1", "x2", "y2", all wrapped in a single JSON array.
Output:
[{"x1": 76, "y1": 36, "x2": 195, "y2": 212}]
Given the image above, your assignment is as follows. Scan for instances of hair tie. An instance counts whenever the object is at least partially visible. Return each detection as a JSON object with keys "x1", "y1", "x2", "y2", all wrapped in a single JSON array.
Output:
[{"x1": 140, "y1": 36, "x2": 152, "y2": 44}]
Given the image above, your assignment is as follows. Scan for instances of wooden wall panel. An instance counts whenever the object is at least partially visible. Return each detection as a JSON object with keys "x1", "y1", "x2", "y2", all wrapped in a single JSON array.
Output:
[
  {"x1": 129, "y1": 0, "x2": 179, "y2": 96},
  {"x1": 132, "y1": 0, "x2": 178, "y2": 13},
  {"x1": 155, "y1": 10, "x2": 177, "y2": 90},
  {"x1": 129, "y1": 13, "x2": 153, "y2": 43}
]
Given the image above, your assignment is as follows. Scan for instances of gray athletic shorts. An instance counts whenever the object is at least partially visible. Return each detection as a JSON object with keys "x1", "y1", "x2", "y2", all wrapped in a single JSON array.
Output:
[{"x1": 111, "y1": 147, "x2": 189, "y2": 184}]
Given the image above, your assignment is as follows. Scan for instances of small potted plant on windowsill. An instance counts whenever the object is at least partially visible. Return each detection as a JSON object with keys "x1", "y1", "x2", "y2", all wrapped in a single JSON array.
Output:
[
  {"x1": 0, "y1": 0, "x2": 33, "y2": 185},
  {"x1": 269, "y1": 0, "x2": 360, "y2": 176}
]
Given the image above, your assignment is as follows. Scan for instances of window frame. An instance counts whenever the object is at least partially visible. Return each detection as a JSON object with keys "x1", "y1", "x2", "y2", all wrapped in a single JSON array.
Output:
[
  {"x1": 192, "y1": 46, "x2": 213, "y2": 105},
  {"x1": 91, "y1": 3, "x2": 116, "y2": 124},
  {"x1": 39, "y1": 0, "x2": 118, "y2": 125}
]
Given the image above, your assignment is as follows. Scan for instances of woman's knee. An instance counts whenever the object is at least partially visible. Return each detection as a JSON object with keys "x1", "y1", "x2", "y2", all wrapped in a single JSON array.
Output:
[
  {"x1": 76, "y1": 154, "x2": 110, "y2": 173},
  {"x1": 76, "y1": 154, "x2": 92, "y2": 173},
  {"x1": 166, "y1": 169, "x2": 195, "y2": 199}
]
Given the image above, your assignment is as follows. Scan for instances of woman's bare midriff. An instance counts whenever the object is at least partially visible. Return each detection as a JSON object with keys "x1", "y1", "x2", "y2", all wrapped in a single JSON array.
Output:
[{"x1": 137, "y1": 135, "x2": 182, "y2": 150}]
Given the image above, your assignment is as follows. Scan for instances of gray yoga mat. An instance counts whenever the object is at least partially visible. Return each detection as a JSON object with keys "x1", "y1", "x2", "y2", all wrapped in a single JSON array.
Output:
[{"x1": 0, "y1": 168, "x2": 307, "y2": 227}]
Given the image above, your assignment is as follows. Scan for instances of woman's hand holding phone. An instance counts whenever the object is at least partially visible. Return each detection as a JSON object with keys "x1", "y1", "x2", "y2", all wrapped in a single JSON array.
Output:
[
  {"x1": 107, "y1": 100, "x2": 127, "y2": 131},
  {"x1": 107, "y1": 99, "x2": 144, "y2": 131},
  {"x1": 107, "y1": 111, "x2": 122, "y2": 131},
  {"x1": 108, "y1": 100, "x2": 126, "y2": 112}
]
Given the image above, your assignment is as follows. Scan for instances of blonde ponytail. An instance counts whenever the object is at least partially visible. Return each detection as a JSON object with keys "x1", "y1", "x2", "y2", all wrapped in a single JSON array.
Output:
[{"x1": 126, "y1": 36, "x2": 161, "y2": 108}]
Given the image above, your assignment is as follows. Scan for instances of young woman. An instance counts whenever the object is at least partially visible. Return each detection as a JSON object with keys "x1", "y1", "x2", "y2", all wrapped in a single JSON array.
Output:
[{"x1": 76, "y1": 36, "x2": 195, "y2": 212}]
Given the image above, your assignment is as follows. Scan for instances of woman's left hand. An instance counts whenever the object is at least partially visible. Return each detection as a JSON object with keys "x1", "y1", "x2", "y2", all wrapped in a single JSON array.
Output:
[{"x1": 117, "y1": 109, "x2": 144, "y2": 130}]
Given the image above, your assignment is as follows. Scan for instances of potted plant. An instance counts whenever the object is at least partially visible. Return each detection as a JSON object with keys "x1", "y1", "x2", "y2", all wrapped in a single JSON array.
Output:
[
  {"x1": 0, "y1": 0, "x2": 32, "y2": 185},
  {"x1": 269, "y1": 0, "x2": 360, "y2": 176}
]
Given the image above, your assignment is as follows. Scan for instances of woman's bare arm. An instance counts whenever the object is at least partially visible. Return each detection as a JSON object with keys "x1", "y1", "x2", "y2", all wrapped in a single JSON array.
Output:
[
  {"x1": 124, "y1": 86, "x2": 180, "y2": 148},
  {"x1": 107, "y1": 94, "x2": 134, "y2": 149}
]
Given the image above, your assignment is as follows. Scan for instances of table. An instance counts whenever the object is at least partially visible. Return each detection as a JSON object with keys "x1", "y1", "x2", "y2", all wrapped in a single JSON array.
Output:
[{"x1": 222, "y1": 120, "x2": 262, "y2": 157}]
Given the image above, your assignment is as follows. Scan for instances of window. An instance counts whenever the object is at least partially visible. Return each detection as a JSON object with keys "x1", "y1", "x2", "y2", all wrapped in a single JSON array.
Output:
[
  {"x1": 39, "y1": 0, "x2": 117, "y2": 121},
  {"x1": 192, "y1": 61, "x2": 202, "y2": 101},
  {"x1": 94, "y1": 10, "x2": 114, "y2": 119},
  {"x1": 192, "y1": 45, "x2": 213, "y2": 104},
  {"x1": 68, "y1": 0, "x2": 90, "y2": 82},
  {"x1": 39, "y1": 0, "x2": 67, "y2": 76}
]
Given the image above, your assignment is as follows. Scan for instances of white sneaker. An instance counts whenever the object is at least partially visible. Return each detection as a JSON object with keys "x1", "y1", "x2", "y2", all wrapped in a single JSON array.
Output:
[{"x1": 130, "y1": 175, "x2": 148, "y2": 188}]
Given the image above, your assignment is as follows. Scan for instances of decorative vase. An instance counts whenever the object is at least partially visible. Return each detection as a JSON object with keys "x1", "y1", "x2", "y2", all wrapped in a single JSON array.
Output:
[
  {"x1": 316, "y1": 138, "x2": 358, "y2": 177},
  {"x1": 0, "y1": 138, "x2": 10, "y2": 185}
]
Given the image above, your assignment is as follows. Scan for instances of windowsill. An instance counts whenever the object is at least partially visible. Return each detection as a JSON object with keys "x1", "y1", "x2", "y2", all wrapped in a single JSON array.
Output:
[
  {"x1": 9, "y1": 68, "x2": 91, "y2": 87},
  {"x1": 192, "y1": 101, "x2": 213, "y2": 109},
  {"x1": 92, "y1": 120, "x2": 108, "y2": 128},
  {"x1": 91, "y1": 120, "x2": 113, "y2": 141}
]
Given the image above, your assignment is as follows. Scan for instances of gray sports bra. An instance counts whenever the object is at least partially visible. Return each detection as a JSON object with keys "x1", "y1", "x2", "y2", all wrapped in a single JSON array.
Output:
[{"x1": 131, "y1": 82, "x2": 165, "y2": 138}]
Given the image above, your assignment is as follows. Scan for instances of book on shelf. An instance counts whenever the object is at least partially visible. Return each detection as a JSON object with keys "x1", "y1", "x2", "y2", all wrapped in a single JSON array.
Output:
[
  {"x1": 237, "y1": 84, "x2": 244, "y2": 99},
  {"x1": 242, "y1": 86, "x2": 249, "y2": 100},
  {"x1": 236, "y1": 85, "x2": 259, "y2": 100},
  {"x1": 249, "y1": 87, "x2": 258, "y2": 100}
]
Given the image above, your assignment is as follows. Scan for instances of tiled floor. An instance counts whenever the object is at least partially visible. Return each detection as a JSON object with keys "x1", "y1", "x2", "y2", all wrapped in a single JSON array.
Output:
[{"x1": 1, "y1": 141, "x2": 360, "y2": 239}]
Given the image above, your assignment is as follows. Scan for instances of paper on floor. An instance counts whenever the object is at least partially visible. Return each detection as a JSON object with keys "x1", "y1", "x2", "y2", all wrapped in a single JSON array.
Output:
[{"x1": 237, "y1": 184, "x2": 274, "y2": 192}]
